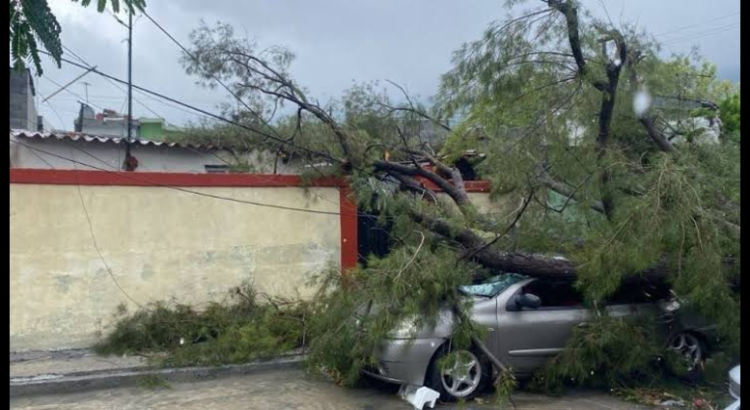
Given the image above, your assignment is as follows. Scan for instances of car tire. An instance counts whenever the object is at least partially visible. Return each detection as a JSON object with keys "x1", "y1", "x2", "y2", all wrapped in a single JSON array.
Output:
[
  {"x1": 668, "y1": 332, "x2": 707, "y2": 382},
  {"x1": 426, "y1": 347, "x2": 488, "y2": 402}
]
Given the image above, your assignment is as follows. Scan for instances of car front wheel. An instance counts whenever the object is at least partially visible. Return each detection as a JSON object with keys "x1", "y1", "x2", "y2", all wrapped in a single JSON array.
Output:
[
  {"x1": 668, "y1": 333, "x2": 706, "y2": 380},
  {"x1": 427, "y1": 349, "x2": 486, "y2": 402}
]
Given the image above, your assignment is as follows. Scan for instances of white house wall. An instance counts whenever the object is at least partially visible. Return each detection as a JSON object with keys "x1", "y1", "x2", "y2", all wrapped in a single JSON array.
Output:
[{"x1": 9, "y1": 135, "x2": 300, "y2": 174}]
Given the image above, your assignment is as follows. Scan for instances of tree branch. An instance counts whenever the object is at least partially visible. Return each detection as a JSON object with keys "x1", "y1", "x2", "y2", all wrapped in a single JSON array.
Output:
[
  {"x1": 640, "y1": 116, "x2": 677, "y2": 153},
  {"x1": 548, "y1": 0, "x2": 608, "y2": 91},
  {"x1": 540, "y1": 174, "x2": 606, "y2": 214},
  {"x1": 373, "y1": 161, "x2": 472, "y2": 208}
]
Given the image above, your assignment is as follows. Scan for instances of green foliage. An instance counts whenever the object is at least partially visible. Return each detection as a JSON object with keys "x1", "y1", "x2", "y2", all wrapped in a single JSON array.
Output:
[
  {"x1": 435, "y1": 2, "x2": 741, "y2": 355},
  {"x1": 306, "y1": 246, "x2": 488, "y2": 386},
  {"x1": 75, "y1": 0, "x2": 145, "y2": 13},
  {"x1": 96, "y1": 282, "x2": 310, "y2": 368},
  {"x1": 720, "y1": 93, "x2": 741, "y2": 143},
  {"x1": 171, "y1": 3, "x2": 741, "y2": 401},
  {"x1": 9, "y1": 0, "x2": 145, "y2": 74},
  {"x1": 10, "y1": 0, "x2": 61, "y2": 73},
  {"x1": 493, "y1": 370, "x2": 519, "y2": 407},
  {"x1": 531, "y1": 316, "x2": 667, "y2": 390}
]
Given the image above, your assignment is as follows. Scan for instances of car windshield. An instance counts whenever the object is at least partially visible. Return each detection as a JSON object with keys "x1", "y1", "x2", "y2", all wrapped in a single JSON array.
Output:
[{"x1": 460, "y1": 273, "x2": 528, "y2": 298}]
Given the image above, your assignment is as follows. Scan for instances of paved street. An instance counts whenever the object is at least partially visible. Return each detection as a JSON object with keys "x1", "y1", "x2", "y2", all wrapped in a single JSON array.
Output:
[{"x1": 10, "y1": 369, "x2": 650, "y2": 410}]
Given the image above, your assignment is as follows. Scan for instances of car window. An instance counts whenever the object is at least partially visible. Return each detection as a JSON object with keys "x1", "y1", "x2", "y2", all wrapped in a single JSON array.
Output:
[
  {"x1": 460, "y1": 273, "x2": 528, "y2": 298},
  {"x1": 607, "y1": 282, "x2": 672, "y2": 305},
  {"x1": 520, "y1": 280, "x2": 584, "y2": 309}
]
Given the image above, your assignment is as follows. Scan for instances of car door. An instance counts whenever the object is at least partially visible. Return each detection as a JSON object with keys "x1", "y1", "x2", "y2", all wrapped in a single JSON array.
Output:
[
  {"x1": 470, "y1": 296, "x2": 501, "y2": 355},
  {"x1": 494, "y1": 279, "x2": 591, "y2": 375}
]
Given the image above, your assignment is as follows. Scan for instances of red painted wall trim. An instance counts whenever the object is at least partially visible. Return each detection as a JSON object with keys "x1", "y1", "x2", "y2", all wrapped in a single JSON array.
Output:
[
  {"x1": 9, "y1": 168, "x2": 491, "y2": 192},
  {"x1": 9, "y1": 169, "x2": 491, "y2": 272},
  {"x1": 8, "y1": 168, "x2": 341, "y2": 188},
  {"x1": 339, "y1": 184, "x2": 359, "y2": 272}
]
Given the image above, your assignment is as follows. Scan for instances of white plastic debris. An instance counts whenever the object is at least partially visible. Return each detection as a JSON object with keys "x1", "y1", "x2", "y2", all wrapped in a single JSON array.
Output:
[
  {"x1": 633, "y1": 89, "x2": 653, "y2": 119},
  {"x1": 399, "y1": 385, "x2": 441, "y2": 410}
]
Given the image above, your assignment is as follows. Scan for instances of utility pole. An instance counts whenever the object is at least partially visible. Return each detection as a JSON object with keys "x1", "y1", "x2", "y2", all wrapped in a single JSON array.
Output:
[{"x1": 125, "y1": 9, "x2": 135, "y2": 170}]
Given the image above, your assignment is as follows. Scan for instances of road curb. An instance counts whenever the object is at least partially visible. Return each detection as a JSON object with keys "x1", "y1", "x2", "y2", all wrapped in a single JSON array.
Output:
[{"x1": 9, "y1": 354, "x2": 304, "y2": 398}]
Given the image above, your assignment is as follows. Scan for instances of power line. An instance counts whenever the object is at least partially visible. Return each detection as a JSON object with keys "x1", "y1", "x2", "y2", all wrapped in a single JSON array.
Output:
[
  {"x1": 37, "y1": 91, "x2": 68, "y2": 130},
  {"x1": 661, "y1": 23, "x2": 741, "y2": 46},
  {"x1": 141, "y1": 10, "x2": 284, "y2": 140},
  {"x1": 62, "y1": 45, "x2": 170, "y2": 123},
  {"x1": 75, "y1": 176, "x2": 144, "y2": 308},
  {"x1": 10, "y1": 137, "x2": 351, "y2": 217},
  {"x1": 653, "y1": 11, "x2": 740, "y2": 38},
  {"x1": 42, "y1": 76, "x2": 103, "y2": 111},
  {"x1": 44, "y1": 51, "x2": 339, "y2": 163}
]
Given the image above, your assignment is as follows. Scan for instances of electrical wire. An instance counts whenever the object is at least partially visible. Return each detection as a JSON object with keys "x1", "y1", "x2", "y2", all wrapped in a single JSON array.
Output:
[
  {"x1": 42, "y1": 51, "x2": 339, "y2": 164},
  {"x1": 61, "y1": 45, "x2": 171, "y2": 123},
  {"x1": 74, "y1": 174, "x2": 144, "y2": 308},
  {"x1": 653, "y1": 11, "x2": 740, "y2": 38},
  {"x1": 42, "y1": 76, "x2": 103, "y2": 111},
  {"x1": 661, "y1": 23, "x2": 741, "y2": 46},
  {"x1": 141, "y1": 10, "x2": 282, "y2": 139}
]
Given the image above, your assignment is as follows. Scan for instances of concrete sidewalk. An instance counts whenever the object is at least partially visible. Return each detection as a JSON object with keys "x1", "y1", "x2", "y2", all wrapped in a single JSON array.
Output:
[
  {"x1": 9, "y1": 350, "x2": 304, "y2": 398},
  {"x1": 10, "y1": 369, "x2": 652, "y2": 410}
]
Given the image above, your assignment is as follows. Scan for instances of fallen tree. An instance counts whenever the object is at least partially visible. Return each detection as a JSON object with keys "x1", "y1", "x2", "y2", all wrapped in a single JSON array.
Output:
[{"x1": 178, "y1": 0, "x2": 741, "y2": 391}]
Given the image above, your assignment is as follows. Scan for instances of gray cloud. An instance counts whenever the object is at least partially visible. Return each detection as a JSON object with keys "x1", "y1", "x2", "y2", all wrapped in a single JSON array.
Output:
[{"x1": 37, "y1": 0, "x2": 741, "y2": 131}]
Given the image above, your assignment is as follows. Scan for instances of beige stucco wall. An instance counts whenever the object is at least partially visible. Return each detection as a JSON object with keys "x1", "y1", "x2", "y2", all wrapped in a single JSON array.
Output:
[{"x1": 9, "y1": 184, "x2": 341, "y2": 352}]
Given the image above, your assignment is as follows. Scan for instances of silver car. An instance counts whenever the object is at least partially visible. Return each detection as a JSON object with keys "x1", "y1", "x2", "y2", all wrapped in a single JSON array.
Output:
[
  {"x1": 363, "y1": 275, "x2": 713, "y2": 401},
  {"x1": 727, "y1": 365, "x2": 740, "y2": 410}
]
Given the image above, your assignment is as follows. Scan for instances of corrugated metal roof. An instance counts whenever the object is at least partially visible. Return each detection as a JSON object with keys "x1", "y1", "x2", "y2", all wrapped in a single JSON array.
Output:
[{"x1": 10, "y1": 129, "x2": 217, "y2": 151}]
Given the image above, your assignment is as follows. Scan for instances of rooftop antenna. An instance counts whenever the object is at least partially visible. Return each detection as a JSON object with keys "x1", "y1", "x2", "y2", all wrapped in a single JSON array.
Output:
[{"x1": 81, "y1": 81, "x2": 91, "y2": 104}]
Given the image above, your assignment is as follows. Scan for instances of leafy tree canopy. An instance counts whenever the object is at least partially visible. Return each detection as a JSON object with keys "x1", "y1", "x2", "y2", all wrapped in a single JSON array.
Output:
[{"x1": 175, "y1": 0, "x2": 740, "y2": 391}]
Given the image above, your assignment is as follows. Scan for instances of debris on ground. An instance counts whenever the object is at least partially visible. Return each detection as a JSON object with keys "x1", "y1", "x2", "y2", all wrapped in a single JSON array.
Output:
[
  {"x1": 398, "y1": 385, "x2": 440, "y2": 410},
  {"x1": 614, "y1": 386, "x2": 732, "y2": 410},
  {"x1": 661, "y1": 399, "x2": 688, "y2": 407}
]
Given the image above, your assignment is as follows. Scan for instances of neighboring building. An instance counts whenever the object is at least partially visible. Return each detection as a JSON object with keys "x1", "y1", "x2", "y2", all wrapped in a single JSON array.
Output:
[
  {"x1": 9, "y1": 130, "x2": 303, "y2": 174},
  {"x1": 74, "y1": 106, "x2": 137, "y2": 137},
  {"x1": 139, "y1": 117, "x2": 182, "y2": 139},
  {"x1": 9, "y1": 68, "x2": 40, "y2": 131},
  {"x1": 72, "y1": 106, "x2": 182, "y2": 140}
]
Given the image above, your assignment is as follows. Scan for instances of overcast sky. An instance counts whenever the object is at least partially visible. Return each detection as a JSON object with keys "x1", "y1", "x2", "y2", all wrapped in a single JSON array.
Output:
[{"x1": 36, "y1": 0, "x2": 741, "y2": 132}]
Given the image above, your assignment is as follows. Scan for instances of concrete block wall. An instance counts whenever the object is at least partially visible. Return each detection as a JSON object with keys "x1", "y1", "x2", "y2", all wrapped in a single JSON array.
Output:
[{"x1": 9, "y1": 170, "x2": 357, "y2": 352}]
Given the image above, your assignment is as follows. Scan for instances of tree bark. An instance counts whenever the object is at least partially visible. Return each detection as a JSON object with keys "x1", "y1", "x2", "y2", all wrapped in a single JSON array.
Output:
[
  {"x1": 410, "y1": 210, "x2": 687, "y2": 286},
  {"x1": 374, "y1": 160, "x2": 472, "y2": 208},
  {"x1": 640, "y1": 117, "x2": 677, "y2": 153}
]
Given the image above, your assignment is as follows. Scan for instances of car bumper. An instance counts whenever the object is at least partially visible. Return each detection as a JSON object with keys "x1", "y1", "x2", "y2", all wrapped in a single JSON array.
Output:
[
  {"x1": 730, "y1": 366, "x2": 741, "y2": 400},
  {"x1": 363, "y1": 338, "x2": 445, "y2": 387},
  {"x1": 725, "y1": 399, "x2": 740, "y2": 410}
]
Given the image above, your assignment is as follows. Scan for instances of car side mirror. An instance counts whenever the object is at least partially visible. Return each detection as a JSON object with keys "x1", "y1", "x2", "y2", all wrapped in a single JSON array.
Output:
[{"x1": 509, "y1": 294, "x2": 542, "y2": 311}]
